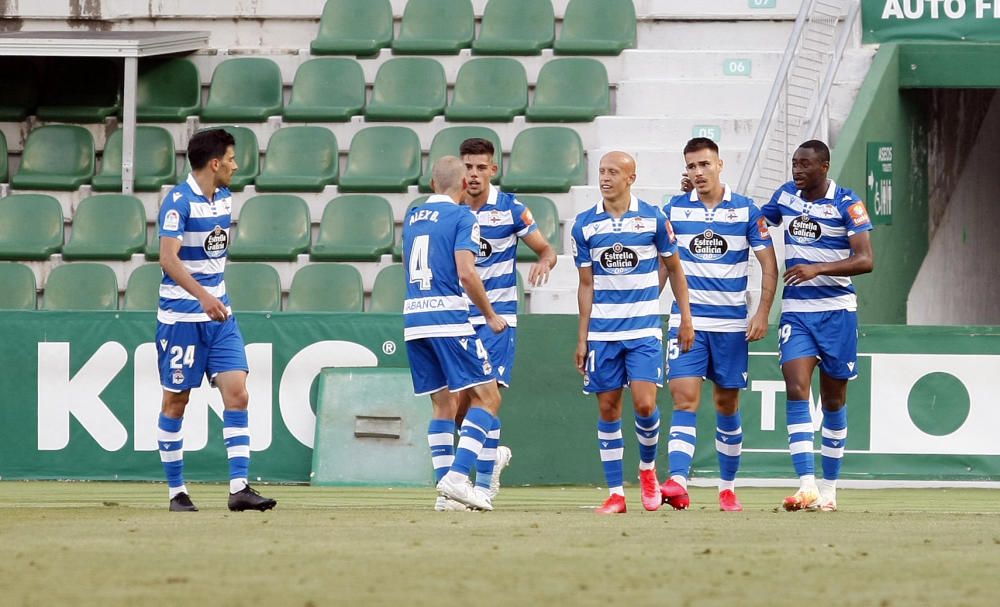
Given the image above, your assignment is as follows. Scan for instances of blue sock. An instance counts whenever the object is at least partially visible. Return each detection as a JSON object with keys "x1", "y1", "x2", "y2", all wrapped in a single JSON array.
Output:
[
  {"x1": 475, "y1": 417, "x2": 501, "y2": 489},
  {"x1": 786, "y1": 399, "x2": 815, "y2": 477},
  {"x1": 634, "y1": 409, "x2": 660, "y2": 470},
  {"x1": 427, "y1": 418, "x2": 456, "y2": 483},
  {"x1": 598, "y1": 419, "x2": 624, "y2": 494},
  {"x1": 716, "y1": 411, "x2": 743, "y2": 488},
  {"x1": 821, "y1": 406, "x2": 847, "y2": 481},
  {"x1": 157, "y1": 413, "x2": 186, "y2": 498},
  {"x1": 223, "y1": 409, "x2": 250, "y2": 493},
  {"x1": 451, "y1": 407, "x2": 494, "y2": 477},
  {"x1": 668, "y1": 410, "x2": 698, "y2": 484}
]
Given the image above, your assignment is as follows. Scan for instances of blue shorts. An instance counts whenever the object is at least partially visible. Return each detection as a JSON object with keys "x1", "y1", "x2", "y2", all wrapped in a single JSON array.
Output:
[
  {"x1": 475, "y1": 324, "x2": 516, "y2": 387},
  {"x1": 778, "y1": 310, "x2": 858, "y2": 380},
  {"x1": 667, "y1": 328, "x2": 748, "y2": 389},
  {"x1": 406, "y1": 335, "x2": 495, "y2": 396},
  {"x1": 583, "y1": 337, "x2": 663, "y2": 395},
  {"x1": 156, "y1": 317, "x2": 249, "y2": 392}
]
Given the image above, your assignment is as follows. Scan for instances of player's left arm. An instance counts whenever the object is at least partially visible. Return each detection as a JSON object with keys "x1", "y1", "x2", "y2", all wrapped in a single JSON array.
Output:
[
  {"x1": 655, "y1": 209, "x2": 694, "y2": 352},
  {"x1": 747, "y1": 206, "x2": 778, "y2": 341},
  {"x1": 520, "y1": 230, "x2": 557, "y2": 287},
  {"x1": 784, "y1": 199, "x2": 875, "y2": 285}
]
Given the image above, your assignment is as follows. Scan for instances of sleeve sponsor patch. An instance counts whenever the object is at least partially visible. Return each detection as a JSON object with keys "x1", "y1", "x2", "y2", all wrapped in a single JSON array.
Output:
[
  {"x1": 521, "y1": 207, "x2": 535, "y2": 226},
  {"x1": 665, "y1": 219, "x2": 676, "y2": 243},
  {"x1": 162, "y1": 209, "x2": 180, "y2": 232},
  {"x1": 757, "y1": 217, "x2": 771, "y2": 239},
  {"x1": 470, "y1": 222, "x2": 481, "y2": 245},
  {"x1": 848, "y1": 201, "x2": 870, "y2": 226}
]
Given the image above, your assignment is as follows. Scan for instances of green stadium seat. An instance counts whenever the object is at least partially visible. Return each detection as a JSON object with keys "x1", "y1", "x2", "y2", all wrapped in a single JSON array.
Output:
[
  {"x1": 228, "y1": 194, "x2": 311, "y2": 261},
  {"x1": 338, "y1": 127, "x2": 421, "y2": 193},
  {"x1": 35, "y1": 58, "x2": 121, "y2": 122},
  {"x1": 224, "y1": 263, "x2": 282, "y2": 312},
  {"x1": 554, "y1": 0, "x2": 637, "y2": 55},
  {"x1": 392, "y1": 196, "x2": 429, "y2": 260},
  {"x1": 445, "y1": 58, "x2": 527, "y2": 122},
  {"x1": 515, "y1": 195, "x2": 560, "y2": 261},
  {"x1": 62, "y1": 194, "x2": 146, "y2": 261},
  {"x1": 136, "y1": 58, "x2": 201, "y2": 122},
  {"x1": 311, "y1": 0, "x2": 393, "y2": 57},
  {"x1": 0, "y1": 131, "x2": 7, "y2": 183},
  {"x1": 311, "y1": 195, "x2": 394, "y2": 261},
  {"x1": 392, "y1": 0, "x2": 474, "y2": 55},
  {"x1": 286, "y1": 264, "x2": 364, "y2": 312},
  {"x1": 254, "y1": 126, "x2": 338, "y2": 192},
  {"x1": 418, "y1": 126, "x2": 502, "y2": 192},
  {"x1": 365, "y1": 58, "x2": 446, "y2": 122},
  {"x1": 525, "y1": 58, "x2": 610, "y2": 122},
  {"x1": 0, "y1": 194, "x2": 64, "y2": 260},
  {"x1": 0, "y1": 57, "x2": 39, "y2": 121},
  {"x1": 0, "y1": 263, "x2": 37, "y2": 310},
  {"x1": 500, "y1": 127, "x2": 586, "y2": 193},
  {"x1": 11, "y1": 125, "x2": 95, "y2": 191},
  {"x1": 368, "y1": 264, "x2": 405, "y2": 313},
  {"x1": 123, "y1": 263, "x2": 163, "y2": 311},
  {"x1": 200, "y1": 58, "x2": 283, "y2": 122},
  {"x1": 472, "y1": 0, "x2": 555, "y2": 55},
  {"x1": 43, "y1": 263, "x2": 118, "y2": 311},
  {"x1": 284, "y1": 59, "x2": 365, "y2": 122},
  {"x1": 92, "y1": 126, "x2": 176, "y2": 192},
  {"x1": 145, "y1": 235, "x2": 160, "y2": 261}
]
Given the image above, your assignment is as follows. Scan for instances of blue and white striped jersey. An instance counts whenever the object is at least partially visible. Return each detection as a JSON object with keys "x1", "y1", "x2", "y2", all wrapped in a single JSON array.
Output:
[
  {"x1": 572, "y1": 195, "x2": 678, "y2": 342},
  {"x1": 402, "y1": 195, "x2": 481, "y2": 341},
  {"x1": 465, "y1": 185, "x2": 538, "y2": 327},
  {"x1": 663, "y1": 185, "x2": 772, "y2": 332},
  {"x1": 761, "y1": 180, "x2": 873, "y2": 313},
  {"x1": 157, "y1": 174, "x2": 233, "y2": 325}
]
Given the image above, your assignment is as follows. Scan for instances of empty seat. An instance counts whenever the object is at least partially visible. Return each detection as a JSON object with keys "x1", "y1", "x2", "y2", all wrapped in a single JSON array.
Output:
[
  {"x1": 311, "y1": 0, "x2": 393, "y2": 57},
  {"x1": 11, "y1": 125, "x2": 95, "y2": 191},
  {"x1": 284, "y1": 59, "x2": 365, "y2": 122},
  {"x1": 145, "y1": 235, "x2": 160, "y2": 261},
  {"x1": 0, "y1": 57, "x2": 39, "y2": 121},
  {"x1": 254, "y1": 126, "x2": 338, "y2": 192},
  {"x1": 526, "y1": 58, "x2": 610, "y2": 122},
  {"x1": 338, "y1": 127, "x2": 421, "y2": 192},
  {"x1": 0, "y1": 263, "x2": 37, "y2": 310},
  {"x1": 392, "y1": 0, "x2": 474, "y2": 55},
  {"x1": 224, "y1": 263, "x2": 281, "y2": 312},
  {"x1": 445, "y1": 58, "x2": 527, "y2": 122},
  {"x1": 136, "y1": 58, "x2": 201, "y2": 122},
  {"x1": 554, "y1": 0, "x2": 636, "y2": 55},
  {"x1": 201, "y1": 58, "x2": 283, "y2": 122},
  {"x1": 286, "y1": 264, "x2": 364, "y2": 312},
  {"x1": 0, "y1": 194, "x2": 64, "y2": 260},
  {"x1": 500, "y1": 127, "x2": 586, "y2": 193},
  {"x1": 392, "y1": 196, "x2": 430, "y2": 260},
  {"x1": 365, "y1": 58, "x2": 446, "y2": 122},
  {"x1": 473, "y1": 0, "x2": 555, "y2": 55},
  {"x1": 311, "y1": 195, "x2": 394, "y2": 261},
  {"x1": 0, "y1": 131, "x2": 7, "y2": 183},
  {"x1": 418, "y1": 126, "x2": 502, "y2": 192},
  {"x1": 36, "y1": 58, "x2": 121, "y2": 122},
  {"x1": 92, "y1": 126, "x2": 176, "y2": 192},
  {"x1": 515, "y1": 195, "x2": 560, "y2": 261},
  {"x1": 43, "y1": 263, "x2": 118, "y2": 311},
  {"x1": 228, "y1": 194, "x2": 311, "y2": 261},
  {"x1": 62, "y1": 194, "x2": 146, "y2": 261},
  {"x1": 368, "y1": 264, "x2": 405, "y2": 313},
  {"x1": 123, "y1": 263, "x2": 163, "y2": 311}
]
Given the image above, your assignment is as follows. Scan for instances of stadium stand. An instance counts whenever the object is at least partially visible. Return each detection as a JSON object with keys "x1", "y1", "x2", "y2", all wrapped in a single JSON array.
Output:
[
  {"x1": 92, "y1": 126, "x2": 176, "y2": 192},
  {"x1": 284, "y1": 59, "x2": 366, "y2": 122},
  {"x1": 200, "y1": 58, "x2": 283, "y2": 122},
  {"x1": 35, "y1": 58, "x2": 121, "y2": 122},
  {"x1": 472, "y1": 0, "x2": 555, "y2": 55},
  {"x1": 339, "y1": 126, "x2": 422, "y2": 192},
  {"x1": 500, "y1": 127, "x2": 586, "y2": 192},
  {"x1": 136, "y1": 58, "x2": 201, "y2": 122},
  {"x1": 418, "y1": 126, "x2": 503, "y2": 192},
  {"x1": 368, "y1": 264, "x2": 406, "y2": 313},
  {"x1": 526, "y1": 58, "x2": 610, "y2": 122},
  {"x1": 0, "y1": 195, "x2": 64, "y2": 261},
  {"x1": 61, "y1": 194, "x2": 147, "y2": 261},
  {"x1": 224, "y1": 263, "x2": 282, "y2": 312},
  {"x1": 11, "y1": 125, "x2": 94, "y2": 191},
  {"x1": 43, "y1": 263, "x2": 118, "y2": 311},
  {"x1": 0, "y1": 262, "x2": 37, "y2": 310},
  {"x1": 445, "y1": 58, "x2": 529, "y2": 122},
  {"x1": 286, "y1": 263, "x2": 365, "y2": 312},
  {"x1": 310, "y1": 0, "x2": 393, "y2": 56},
  {"x1": 228, "y1": 194, "x2": 312, "y2": 261},
  {"x1": 123, "y1": 263, "x2": 163, "y2": 311},
  {"x1": 365, "y1": 57, "x2": 447, "y2": 121},
  {"x1": 311, "y1": 195, "x2": 395, "y2": 261},
  {"x1": 254, "y1": 126, "x2": 339, "y2": 192},
  {"x1": 392, "y1": 0, "x2": 475, "y2": 55},
  {"x1": 554, "y1": 0, "x2": 637, "y2": 55}
]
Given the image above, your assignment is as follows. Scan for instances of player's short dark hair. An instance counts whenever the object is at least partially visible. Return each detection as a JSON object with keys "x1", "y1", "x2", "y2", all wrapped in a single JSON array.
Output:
[
  {"x1": 459, "y1": 138, "x2": 495, "y2": 158},
  {"x1": 798, "y1": 139, "x2": 831, "y2": 163},
  {"x1": 683, "y1": 137, "x2": 719, "y2": 156},
  {"x1": 188, "y1": 128, "x2": 236, "y2": 170}
]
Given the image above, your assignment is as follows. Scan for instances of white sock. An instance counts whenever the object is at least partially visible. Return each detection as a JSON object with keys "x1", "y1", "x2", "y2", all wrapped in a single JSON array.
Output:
[
  {"x1": 799, "y1": 474, "x2": 817, "y2": 491},
  {"x1": 819, "y1": 478, "x2": 837, "y2": 497},
  {"x1": 719, "y1": 480, "x2": 735, "y2": 493},
  {"x1": 169, "y1": 484, "x2": 188, "y2": 499},
  {"x1": 609, "y1": 486, "x2": 625, "y2": 497},
  {"x1": 638, "y1": 460, "x2": 655, "y2": 471},
  {"x1": 229, "y1": 478, "x2": 248, "y2": 494},
  {"x1": 670, "y1": 474, "x2": 688, "y2": 489}
]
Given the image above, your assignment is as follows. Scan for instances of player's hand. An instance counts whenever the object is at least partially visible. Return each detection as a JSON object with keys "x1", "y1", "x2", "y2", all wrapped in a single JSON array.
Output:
[
  {"x1": 528, "y1": 260, "x2": 551, "y2": 287},
  {"x1": 746, "y1": 311, "x2": 769, "y2": 342},
  {"x1": 485, "y1": 314, "x2": 508, "y2": 334},
  {"x1": 680, "y1": 173, "x2": 694, "y2": 193},
  {"x1": 574, "y1": 341, "x2": 588, "y2": 376},
  {"x1": 200, "y1": 294, "x2": 229, "y2": 322},
  {"x1": 784, "y1": 263, "x2": 822, "y2": 286},
  {"x1": 677, "y1": 318, "x2": 695, "y2": 352}
]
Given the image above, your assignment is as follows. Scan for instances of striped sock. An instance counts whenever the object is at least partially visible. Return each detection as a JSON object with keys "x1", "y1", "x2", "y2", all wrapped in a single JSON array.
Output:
[
  {"x1": 716, "y1": 411, "x2": 743, "y2": 492},
  {"x1": 787, "y1": 399, "x2": 815, "y2": 478},
  {"x1": 223, "y1": 409, "x2": 250, "y2": 494},
  {"x1": 598, "y1": 419, "x2": 625, "y2": 496},
  {"x1": 450, "y1": 407, "x2": 494, "y2": 477},
  {"x1": 475, "y1": 417, "x2": 501, "y2": 490},
  {"x1": 157, "y1": 413, "x2": 186, "y2": 499},
  {"x1": 634, "y1": 409, "x2": 660, "y2": 471},
  {"x1": 668, "y1": 410, "x2": 698, "y2": 487},
  {"x1": 427, "y1": 418, "x2": 456, "y2": 483},
  {"x1": 821, "y1": 406, "x2": 847, "y2": 487}
]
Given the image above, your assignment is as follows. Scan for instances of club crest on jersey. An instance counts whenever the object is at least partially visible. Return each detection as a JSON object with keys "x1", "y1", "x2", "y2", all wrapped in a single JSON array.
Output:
[
  {"x1": 725, "y1": 209, "x2": 738, "y2": 222},
  {"x1": 487, "y1": 210, "x2": 503, "y2": 226},
  {"x1": 172, "y1": 369, "x2": 185, "y2": 385},
  {"x1": 600, "y1": 242, "x2": 639, "y2": 274},
  {"x1": 789, "y1": 215, "x2": 822, "y2": 243},
  {"x1": 632, "y1": 217, "x2": 646, "y2": 232},
  {"x1": 482, "y1": 360, "x2": 493, "y2": 375},
  {"x1": 690, "y1": 229, "x2": 728, "y2": 261}
]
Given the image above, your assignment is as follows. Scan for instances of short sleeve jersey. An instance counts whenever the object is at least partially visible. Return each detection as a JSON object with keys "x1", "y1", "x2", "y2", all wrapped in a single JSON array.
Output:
[
  {"x1": 663, "y1": 184, "x2": 772, "y2": 332},
  {"x1": 761, "y1": 180, "x2": 873, "y2": 313},
  {"x1": 157, "y1": 173, "x2": 233, "y2": 325},
  {"x1": 571, "y1": 195, "x2": 678, "y2": 342},
  {"x1": 402, "y1": 195, "x2": 481, "y2": 341}
]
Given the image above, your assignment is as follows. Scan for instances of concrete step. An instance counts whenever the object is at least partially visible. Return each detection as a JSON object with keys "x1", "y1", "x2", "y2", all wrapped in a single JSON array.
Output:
[
  {"x1": 594, "y1": 116, "x2": 759, "y2": 149},
  {"x1": 637, "y1": 21, "x2": 796, "y2": 51},
  {"x1": 622, "y1": 50, "x2": 783, "y2": 82},
  {"x1": 616, "y1": 80, "x2": 773, "y2": 116}
]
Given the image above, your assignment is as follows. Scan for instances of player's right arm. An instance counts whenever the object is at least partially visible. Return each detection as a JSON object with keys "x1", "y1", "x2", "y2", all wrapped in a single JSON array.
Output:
[
  {"x1": 158, "y1": 195, "x2": 228, "y2": 321},
  {"x1": 456, "y1": 249, "x2": 506, "y2": 334},
  {"x1": 575, "y1": 265, "x2": 593, "y2": 376},
  {"x1": 759, "y1": 188, "x2": 784, "y2": 226}
]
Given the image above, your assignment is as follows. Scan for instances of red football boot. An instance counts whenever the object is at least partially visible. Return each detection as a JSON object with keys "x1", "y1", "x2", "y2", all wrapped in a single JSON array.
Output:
[
  {"x1": 595, "y1": 493, "x2": 627, "y2": 514},
  {"x1": 639, "y1": 469, "x2": 661, "y2": 511},
  {"x1": 718, "y1": 489, "x2": 743, "y2": 512},
  {"x1": 659, "y1": 478, "x2": 691, "y2": 510}
]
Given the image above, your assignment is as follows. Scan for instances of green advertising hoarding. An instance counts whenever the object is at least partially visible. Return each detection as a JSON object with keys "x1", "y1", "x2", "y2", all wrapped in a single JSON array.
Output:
[
  {"x1": 863, "y1": 0, "x2": 1000, "y2": 43},
  {"x1": 867, "y1": 142, "x2": 894, "y2": 225}
]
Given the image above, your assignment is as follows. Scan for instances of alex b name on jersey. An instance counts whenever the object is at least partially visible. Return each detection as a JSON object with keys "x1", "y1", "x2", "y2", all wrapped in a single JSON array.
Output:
[
  {"x1": 690, "y1": 229, "x2": 728, "y2": 261},
  {"x1": 409, "y1": 209, "x2": 440, "y2": 225},
  {"x1": 600, "y1": 243, "x2": 640, "y2": 274}
]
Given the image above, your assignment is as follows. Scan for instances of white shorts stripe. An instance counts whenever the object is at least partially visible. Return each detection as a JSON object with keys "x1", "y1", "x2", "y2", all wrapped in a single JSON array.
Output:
[
  {"x1": 427, "y1": 433, "x2": 454, "y2": 447},
  {"x1": 716, "y1": 427, "x2": 743, "y2": 436},
  {"x1": 457, "y1": 436, "x2": 485, "y2": 452},
  {"x1": 787, "y1": 423, "x2": 814, "y2": 435},
  {"x1": 599, "y1": 447, "x2": 625, "y2": 461},
  {"x1": 668, "y1": 440, "x2": 695, "y2": 456},
  {"x1": 821, "y1": 445, "x2": 845, "y2": 458},
  {"x1": 671, "y1": 425, "x2": 697, "y2": 437},
  {"x1": 431, "y1": 455, "x2": 454, "y2": 469},
  {"x1": 598, "y1": 430, "x2": 623, "y2": 441},
  {"x1": 635, "y1": 434, "x2": 659, "y2": 447},
  {"x1": 635, "y1": 420, "x2": 661, "y2": 432},
  {"x1": 715, "y1": 440, "x2": 742, "y2": 457},
  {"x1": 789, "y1": 441, "x2": 814, "y2": 455},
  {"x1": 227, "y1": 446, "x2": 251, "y2": 459},
  {"x1": 159, "y1": 449, "x2": 184, "y2": 463},
  {"x1": 222, "y1": 427, "x2": 250, "y2": 439},
  {"x1": 821, "y1": 427, "x2": 848, "y2": 440},
  {"x1": 157, "y1": 430, "x2": 182, "y2": 443}
]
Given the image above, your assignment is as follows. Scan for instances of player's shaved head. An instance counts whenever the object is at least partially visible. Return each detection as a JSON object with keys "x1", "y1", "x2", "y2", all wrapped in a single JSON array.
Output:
[
  {"x1": 600, "y1": 151, "x2": 636, "y2": 175},
  {"x1": 598, "y1": 151, "x2": 637, "y2": 206},
  {"x1": 431, "y1": 155, "x2": 467, "y2": 199}
]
